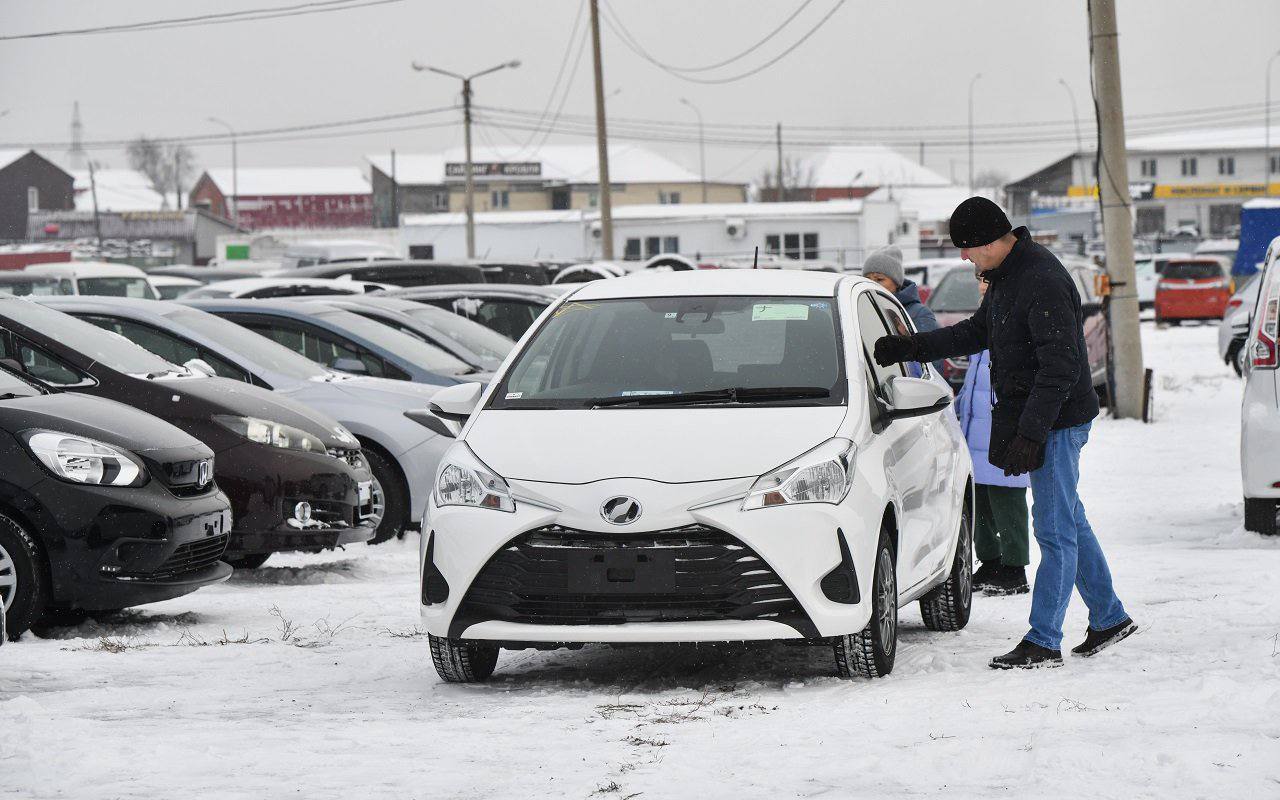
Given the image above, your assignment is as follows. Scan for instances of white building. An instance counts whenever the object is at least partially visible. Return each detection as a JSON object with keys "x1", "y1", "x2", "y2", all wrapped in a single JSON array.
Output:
[{"x1": 400, "y1": 198, "x2": 915, "y2": 267}]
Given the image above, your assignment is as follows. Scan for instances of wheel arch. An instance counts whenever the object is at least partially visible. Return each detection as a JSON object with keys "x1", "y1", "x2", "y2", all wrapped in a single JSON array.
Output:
[{"x1": 355, "y1": 434, "x2": 411, "y2": 520}]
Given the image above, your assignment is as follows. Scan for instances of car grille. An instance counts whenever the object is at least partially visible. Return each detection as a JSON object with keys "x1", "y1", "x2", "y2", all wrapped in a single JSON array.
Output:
[
  {"x1": 147, "y1": 534, "x2": 230, "y2": 580},
  {"x1": 453, "y1": 524, "x2": 816, "y2": 636},
  {"x1": 327, "y1": 448, "x2": 364, "y2": 470}
]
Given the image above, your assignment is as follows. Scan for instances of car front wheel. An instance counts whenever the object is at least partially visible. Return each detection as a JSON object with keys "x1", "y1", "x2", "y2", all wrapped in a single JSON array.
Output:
[
  {"x1": 429, "y1": 634, "x2": 499, "y2": 683},
  {"x1": 362, "y1": 448, "x2": 408, "y2": 545},
  {"x1": 1244, "y1": 498, "x2": 1278, "y2": 536},
  {"x1": 919, "y1": 499, "x2": 973, "y2": 632},
  {"x1": 833, "y1": 532, "x2": 897, "y2": 679},
  {"x1": 0, "y1": 513, "x2": 47, "y2": 641}
]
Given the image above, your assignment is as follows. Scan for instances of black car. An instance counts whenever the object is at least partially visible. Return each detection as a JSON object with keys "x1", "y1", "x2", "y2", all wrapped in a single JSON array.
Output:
[
  {"x1": 281, "y1": 260, "x2": 485, "y2": 286},
  {"x1": 376, "y1": 283, "x2": 569, "y2": 340},
  {"x1": 0, "y1": 297, "x2": 376, "y2": 569},
  {"x1": 0, "y1": 366, "x2": 234, "y2": 638}
]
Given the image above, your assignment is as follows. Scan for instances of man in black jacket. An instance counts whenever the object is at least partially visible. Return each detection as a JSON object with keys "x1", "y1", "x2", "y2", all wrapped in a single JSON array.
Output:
[{"x1": 874, "y1": 197, "x2": 1137, "y2": 669}]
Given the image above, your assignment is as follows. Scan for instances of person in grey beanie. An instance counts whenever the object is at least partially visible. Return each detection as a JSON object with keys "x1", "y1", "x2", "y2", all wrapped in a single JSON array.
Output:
[{"x1": 862, "y1": 245, "x2": 942, "y2": 375}]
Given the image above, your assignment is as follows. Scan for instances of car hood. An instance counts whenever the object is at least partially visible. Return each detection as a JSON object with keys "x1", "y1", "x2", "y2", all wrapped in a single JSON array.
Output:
[
  {"x1": 171, "y1": 376, "x2": 351, "y2": 448},
  {"x1": 0, "y1": 392, "x2": 206, "y2": 454},
  {"x1": 330, "y1": 374, "x2": 443, "y2": 408},
  {"x1": 465, "y1": 407, "x2": 848, "y2": 483}
]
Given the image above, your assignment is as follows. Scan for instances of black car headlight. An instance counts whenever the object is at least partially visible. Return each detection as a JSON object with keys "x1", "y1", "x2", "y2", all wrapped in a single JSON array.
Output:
[
  {"x1": 213, "y1": 415, "x2": 328, "y2": 455},
  {"x1": 23, "y1": 430, "x2": 147, "y2": 487}
]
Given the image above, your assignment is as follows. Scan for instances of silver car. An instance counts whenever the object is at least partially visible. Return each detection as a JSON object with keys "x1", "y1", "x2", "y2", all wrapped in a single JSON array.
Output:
[{"x1": 37, "y1": 296, "x2": 450, "y2": 545}]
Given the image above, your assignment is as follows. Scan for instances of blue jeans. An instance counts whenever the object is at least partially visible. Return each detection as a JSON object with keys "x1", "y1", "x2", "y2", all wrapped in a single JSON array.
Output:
[{"x1": 1025, "y1": 422, "x2": 1127, "y2": 651}]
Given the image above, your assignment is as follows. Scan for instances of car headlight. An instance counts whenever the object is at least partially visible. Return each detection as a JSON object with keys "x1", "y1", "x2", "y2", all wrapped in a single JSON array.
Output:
[
  {"x1": 23, "y1": 430, "x2": 146, "y2": 487},
  {"x1": 213, "y1": 415, "x2": 327, "y2": 454},
  {"x1": 742, "y1": 438, "x2": 856, "y2": 510},
  {"x1": 435, "y1": 444, "x2": 514, "y2": 512}
]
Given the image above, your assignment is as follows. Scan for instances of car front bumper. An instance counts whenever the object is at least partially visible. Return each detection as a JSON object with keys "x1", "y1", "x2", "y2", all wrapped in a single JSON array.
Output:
[{"x1": 420, "y1": 476, "x2": 884, "y2": 644}]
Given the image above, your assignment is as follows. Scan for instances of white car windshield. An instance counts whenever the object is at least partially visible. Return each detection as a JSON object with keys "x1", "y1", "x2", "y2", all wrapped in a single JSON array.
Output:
[
  {"x1": 78, "y1": 277, "x2": 158, "y2": 299},
  {"x1": 491, "y1": 295, "x2": 846, "y2": 409}
]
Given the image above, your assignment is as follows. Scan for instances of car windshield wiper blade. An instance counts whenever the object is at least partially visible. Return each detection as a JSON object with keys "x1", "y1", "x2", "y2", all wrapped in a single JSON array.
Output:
[
  {"x1": 591, "y1": 386, "x2": 830, "y2": 408},
  {"x1": 0, "y1": 392, "x2": 32, "y2": 401}
]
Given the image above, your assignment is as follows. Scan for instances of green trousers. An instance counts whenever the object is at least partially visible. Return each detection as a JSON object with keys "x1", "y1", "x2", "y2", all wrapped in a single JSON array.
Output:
[{"x1": 974, "y1": 484, "x2": 1030, "y2": 567}]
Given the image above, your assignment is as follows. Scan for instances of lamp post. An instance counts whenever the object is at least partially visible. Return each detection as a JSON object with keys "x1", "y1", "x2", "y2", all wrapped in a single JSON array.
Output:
[
  {"x1": 679, "y1": 97, "x2": 707, "y2": 203},
  {"x1": 413, "y1": 59, "x2": 521, "y2": 259},
  {"x1": 207, "y1": 117, "x2": 238, "y2": 227},
  {"x1": 1267, "y1": 50, "x2": 1280, "y2": 197},
  {"x1": 968, "y1": 73, "x2": 983, "y2": 193},
  {"x1": 1058, "y1": 79, "x2": 1085, "y2": 192}
]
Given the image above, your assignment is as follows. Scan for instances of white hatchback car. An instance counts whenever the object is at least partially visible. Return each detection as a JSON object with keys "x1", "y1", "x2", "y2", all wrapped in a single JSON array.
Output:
[
  {"x1": 1242, "y1": 236, "x2": 1280, "y2": 535},
  {"x1": 418, "y1": 270, "x2": 975, "y2": 682}
]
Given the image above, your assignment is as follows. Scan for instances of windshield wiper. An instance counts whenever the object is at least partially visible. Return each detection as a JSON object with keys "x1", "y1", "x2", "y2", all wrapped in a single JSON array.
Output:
[
  {"x1": 0, "y1": 392, "x2": 32, "y2": 401},
  {"x1": 591, "y1": 386, "x2": 829, "y2": 409}
]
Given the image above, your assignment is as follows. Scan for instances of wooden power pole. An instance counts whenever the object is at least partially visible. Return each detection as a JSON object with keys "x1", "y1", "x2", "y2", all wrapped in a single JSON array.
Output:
[
  {"x1": 1089, "y1": 0, "x2": 1145, "y2": 419},
  {"x1": 589, "y1": 0, "x2": 614, "y2": 259},
  {"x1": 775, "y1": 122, "x2": 784, "y2": 202}
]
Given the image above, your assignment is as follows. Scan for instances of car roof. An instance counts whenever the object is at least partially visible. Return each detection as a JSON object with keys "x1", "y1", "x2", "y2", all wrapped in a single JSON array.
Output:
[
  {"x1": 25, "y1": 261, "x2": 149, "y2": 278},
  {"x1": 0, "y1": 272, "x2": 63, "y2": 284},
  {"x1": 191, "y1": 277, "x2": 381, "y2": 293},
  {"x1": 180, "y1": 297, "x2": 348, "y2": 316},
  {"x1": 280, "y1": 260, "x2": 486, "y2": 279},
  {"x1": 566, "y1": 268, "x2": 854, "y2": 300},
  {"x1": 379, "y1": 283, "x2": 569, "y2": 300},
  {"x1": 148, "y1": 275, "x2": 204, "y2": 287}
]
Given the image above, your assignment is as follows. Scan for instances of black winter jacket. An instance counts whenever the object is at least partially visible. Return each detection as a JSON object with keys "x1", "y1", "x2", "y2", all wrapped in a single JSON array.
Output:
[{"x1": 912, "y1": 227, "x2": 1099, "y2": 444}]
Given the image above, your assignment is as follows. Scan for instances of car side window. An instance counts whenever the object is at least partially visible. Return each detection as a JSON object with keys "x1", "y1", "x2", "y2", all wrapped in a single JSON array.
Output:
[
  {"x1": 0, "y1": 333, "x2": 91, "y2": 386},
  {"x1": 856, "y1": 292, "x2": 905, "y2": 392},
  {"x1": 234, "y1": 316, "x2": 403, "y2": 380},
  {"x1": 871, "y1": 292, "x2": 928, "y2": 379},
  {"x1": 78, "y1": 315, "x2": 252, "y2": 383}
]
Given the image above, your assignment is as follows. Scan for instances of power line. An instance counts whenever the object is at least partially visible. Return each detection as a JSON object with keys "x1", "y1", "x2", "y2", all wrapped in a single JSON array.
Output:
[
  {"x1": 601, "y1": 0, "x2": 846, "y2": 85},
  {"x1": 499, "y1": 0, "x2": 589, "y2": 158},
  {"x1": 0, "y1": 0, "x2": 404, "y2": 41}
]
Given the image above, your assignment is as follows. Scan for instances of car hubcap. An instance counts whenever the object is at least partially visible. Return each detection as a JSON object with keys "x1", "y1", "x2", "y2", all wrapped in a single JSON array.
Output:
[
  {"x1": 877, "y1": 548, "x2": 896, "y2": 654},
  {"x1": 958, "y1": 514, "x2": 973, "y2": 608},
  {"x1": 370, "y1": 476, "x2": 387, "y2": 523},
  {"x1": 0, "y1": 542, "x2": 17, "y2": 614}
]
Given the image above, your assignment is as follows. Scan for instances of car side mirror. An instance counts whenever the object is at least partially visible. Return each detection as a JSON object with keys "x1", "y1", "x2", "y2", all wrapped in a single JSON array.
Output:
[
  {"x1": 184, "y1": 358, "x2": 217, "y2": 377},
  {"x1": 884, "y1": 376, "x2": 951, "y2": 420},
  {"x1": 331, "y1": 357, "x2": 368, "y2": 375},
  {"x1": 423, "y1": 381, "x2": 485, "y2": 436}
]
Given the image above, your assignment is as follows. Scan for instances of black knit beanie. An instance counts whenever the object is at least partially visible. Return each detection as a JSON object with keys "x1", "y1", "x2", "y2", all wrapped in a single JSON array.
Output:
[{"x1": 948, "y1": 196, "x2": 1012, "y2": 248}]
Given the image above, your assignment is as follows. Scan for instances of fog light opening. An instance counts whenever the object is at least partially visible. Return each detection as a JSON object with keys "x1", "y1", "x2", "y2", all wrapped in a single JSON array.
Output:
[{"x1": 293, "y1": 502, "x2": 312, "y2": 523}]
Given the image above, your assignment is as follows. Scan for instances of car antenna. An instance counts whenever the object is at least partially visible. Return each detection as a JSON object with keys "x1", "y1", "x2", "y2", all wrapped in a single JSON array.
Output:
[{"x1": 753, "y1": 246, "x2": 759, "y2": 269}]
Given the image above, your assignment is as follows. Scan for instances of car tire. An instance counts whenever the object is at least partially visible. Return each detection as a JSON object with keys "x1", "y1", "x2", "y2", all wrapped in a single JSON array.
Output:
[
  {"x1": 1232, "y1": 342, "x2": 1247, "y2": 377},
  {"x1": 1244, "y1": 498, "x2": 1278, "y2": 536},
  {"x1": 0, "y1": 513, "x2": 47, "y2": 641},
  {"x1": 429, "y1": 633, "x2": 499, "y2": 683},
  {"x1": 833, "y1": 531, "x2": 897, "y2": 679},
  {"x1": 919, "y1": 499, "x2": 974, "y2": 632},
  {"x1": 224, "y1": 552, "x2": 272, "y2": 570},
  {"x1": 362, "y1": 447, "x2": 408, "y2": 545}
]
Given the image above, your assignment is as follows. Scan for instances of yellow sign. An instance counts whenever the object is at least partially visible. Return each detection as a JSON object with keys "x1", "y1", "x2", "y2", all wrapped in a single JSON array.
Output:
[{"x1": 1068, "y1": 183, "x2": 1280, "y2": 199}]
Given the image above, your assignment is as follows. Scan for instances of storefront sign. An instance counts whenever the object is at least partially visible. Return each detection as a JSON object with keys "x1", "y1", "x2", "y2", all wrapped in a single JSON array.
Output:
[
  {"x1": 1068, "y1": 182, "x2": 1280, "y2": 200},
  {"x1": 445, "y1": 162, "x2": 542, "y2": 178}
]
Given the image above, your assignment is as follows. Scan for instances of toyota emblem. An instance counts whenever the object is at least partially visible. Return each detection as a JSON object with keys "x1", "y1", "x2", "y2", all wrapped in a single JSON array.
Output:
[{"x1": 600, "y1": 496, "x2": 642, "y2": 525}]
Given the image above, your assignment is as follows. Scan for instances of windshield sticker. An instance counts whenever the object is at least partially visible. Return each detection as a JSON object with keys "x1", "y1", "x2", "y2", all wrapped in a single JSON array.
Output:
[
  {"x1": 664, "y1": 312, "x2": 678, "y2": 318},
  {"x1": 552, "y1": 301, "x2": 596, "y2": 318},
  {"x1": 752, "y1": 303, "x2": 810, "y2": 321},
  {"x1": 619, "y1": 390, "x2": 674, "y2": 396},
  {"x1": 810, "y1": 301, "x2": 829, "y2": 310},
  {"x1": 505, "y1": 391, "x2": 523, "y2": 399}
]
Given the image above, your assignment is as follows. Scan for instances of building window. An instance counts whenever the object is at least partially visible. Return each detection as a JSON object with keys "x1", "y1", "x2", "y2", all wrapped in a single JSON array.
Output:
[
  {"x1": 803, "y1": 232, "x2": 819, "y2": 260},
  {"x1": 490, "y1": 190, "x2": 509, "y2": 209},
  {"x1": 1271, "y1": 155, "x2": 1280, "y2": 175},
  {"x1": 659, "y1": 190, "x2": 681, "y2": 205},
  {"x1": 765, "y1": 234, "x2": 780, "y2": 255},
  {"x1": 624, "y1": 238, "x2": 642, "y2": 260},
  {"x1": 645, "y1": 236, "x2": 661, "y2": 259},
  {"x1": 663, "y1": 236, "x2": 679, "y2": 253},
  {"x1": 587, "y1": 192, "x2": 599, "y2": 208},
  {"x1": 1139, "y1": 158, "x2": 1157, "y2": 177},
  {"x1": 1218, "y1": 156, "x2": 1235, "y2": 176},
  {"x1": 783, "y1": 233, "x2": 801, "y2": 259},
  {"x1": 1181, "y1": 157, "x2": 1197, "y2": 176},
  {"x1": 408, "y1": 245, "x2": 435, "y2": 260},
  {"x1": 432, "y1": 191, "x2": 448, "y2": 210},
  {"x1": 27, "y1": 186, "x2": 38, "y2": 212}
]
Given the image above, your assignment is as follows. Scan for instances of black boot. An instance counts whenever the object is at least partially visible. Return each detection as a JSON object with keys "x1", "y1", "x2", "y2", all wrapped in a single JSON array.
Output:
[
  {"x1": 971, "y1": 561, "x2": 1000, "y2": 591},
  {"x1": 1071, "y1": 618, "x2": 1137, "y2": 657},
  {"x1": 989, "y1": 639, "x2": 1063, "y2": 670},
  {"x1": 984, "y1": 565, "x2": 1030, "y2": 596}
]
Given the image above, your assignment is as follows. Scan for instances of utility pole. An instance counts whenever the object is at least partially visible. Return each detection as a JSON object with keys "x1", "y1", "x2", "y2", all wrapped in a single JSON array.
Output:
[
  {"x1": 87, "y1": 160, "x2": 103, "y2": 249},
  {"x1": 967, "y1": 73, "x2": 982, "y2": 193},
  {"x1": 679, "y1": 97, "x2": 707, "y2": 203},
  {"x1": 1089, "y1": 0, "x2": 1144, "y2": 420},
  {"x1": 775, "y1": 122, "x2": 784, "y2": 202},
  {"x1": 589, "y1": 0, "x2": 614, "y2": 259},
  {"x1": 1267, "y1": 50, "x2": 1280, "y2": 197},
  {"x1": 413, "y1": 59, "x2": 521, "y2": 259},
  {"x1": 390, "y1": 148, "x2": 398, "y2": 226},
  {"x1": 208, "y1": 117, "x2": 238, "y2": 226},
  {"x1": 918, "y1": 141, "x2": 925, "y2": 168}
]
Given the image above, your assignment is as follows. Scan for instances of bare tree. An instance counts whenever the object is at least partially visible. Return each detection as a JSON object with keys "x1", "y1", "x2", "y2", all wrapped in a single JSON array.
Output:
[
  {"x1": 127, "y1": 136, "x2": 197, "y2": 209},
  {"x1": 757, "y1": 156, "x2": 815, "y2": 202},
  {"x1": 973, "y1": 168, "x2": 1010, "y2": 204}
]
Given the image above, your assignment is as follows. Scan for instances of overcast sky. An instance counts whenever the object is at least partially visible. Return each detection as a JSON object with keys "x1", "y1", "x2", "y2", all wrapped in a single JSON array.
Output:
[{"x1": 2, "y1": 0, "x2": 1277, "y2": 186}]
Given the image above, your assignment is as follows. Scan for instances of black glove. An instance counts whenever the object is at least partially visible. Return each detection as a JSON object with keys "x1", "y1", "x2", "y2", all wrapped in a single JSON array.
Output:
[
  {"x1": 874, "y1": 335, "x2": 918, "y2": 367},
  {"x1": 1002, "y1": 435, "x2": 1043, "y2": 477}
]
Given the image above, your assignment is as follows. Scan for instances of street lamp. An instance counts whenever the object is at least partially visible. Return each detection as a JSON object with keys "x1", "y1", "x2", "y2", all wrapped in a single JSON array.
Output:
[
  {"x1": 678, "y1": 97, "x2": 707, "y2": 204},
  {"x1": 207, "y1": 117, "x2": 238, "y2": 227},
  {"x1": 1058, "y1": 79, "x2": 1085, "y2": 193},
  {"x1": 412, "y1": 59, "x2": 521, "y2": 259},
  {"x1": 1267, "y1": 50, "x2": 1280, "y2": 197},
  {"x1": 968, "y1": 73, "x2": 983, "y2": 193}
]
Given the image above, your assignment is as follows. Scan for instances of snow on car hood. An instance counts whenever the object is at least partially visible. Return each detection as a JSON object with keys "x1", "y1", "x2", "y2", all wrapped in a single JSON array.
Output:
[
  {"x1": 465, "y1": 407, "x2": 848, "y2": 484},
  {"x1": 331, "y1": 374, "x2": 443, "y2": 407}
]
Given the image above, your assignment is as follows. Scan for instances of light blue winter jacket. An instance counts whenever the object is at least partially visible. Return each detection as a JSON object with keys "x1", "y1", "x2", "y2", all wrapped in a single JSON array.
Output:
[{"x1": 956, "y1": 350, "x2": 1031, "y2": 488}]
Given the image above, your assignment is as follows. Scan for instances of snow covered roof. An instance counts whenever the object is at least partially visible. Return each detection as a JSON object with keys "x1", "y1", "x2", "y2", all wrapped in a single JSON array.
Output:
[
  {"x1": 1243, "y1": 197, "x2": 1280, "y2": 209},
  {"x1": 202, "y1": 167, "x2": 370, "y2": 197},
  {"x1": 866, "y1": 185, "x2": 972, "y2": 222},
  {"x1": 1126, "y1": 126, "x2": 1275, "y2": 153},
  {"x1": 402, "y1": 199, "x2": 869, "y2": 228},
  {"x1": 0, "y1": 150, "x2": 31, "y2": 171},
  {"x1": 809, "y1": 145, "x2": 950, "y2": 188},
  {"x1": 366, "y1": 144, "x2": 703, "y2": 185},
  {"x1": 73, "y1": 169, "x2": 168, "y2": 212}
]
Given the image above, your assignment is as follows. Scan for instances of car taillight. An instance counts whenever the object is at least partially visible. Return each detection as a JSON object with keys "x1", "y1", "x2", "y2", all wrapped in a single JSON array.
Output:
[
  {"x1": 1227, "y1": 298, "x2": 1243, "y2": 310},
  {"x1": 1253, "y1": 296, "x2": 1279, "y2": 369}
]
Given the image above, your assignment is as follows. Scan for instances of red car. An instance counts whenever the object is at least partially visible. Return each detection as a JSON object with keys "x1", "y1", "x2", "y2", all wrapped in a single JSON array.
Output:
[
  {"x1": 926, "y1": 264, "x2": 1111, "y2": 399},
  {"x1": 1154, "y1": 258, "x2": 1233, "y2": 325}
]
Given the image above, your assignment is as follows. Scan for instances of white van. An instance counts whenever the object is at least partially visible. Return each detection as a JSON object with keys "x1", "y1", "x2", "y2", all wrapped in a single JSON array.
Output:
[
  {"x1": 279, "y1": 240, "x2": 398, "y2": 270},
  {"x1": 23, "y1": 262, "x2": 158, "y2": 299}
]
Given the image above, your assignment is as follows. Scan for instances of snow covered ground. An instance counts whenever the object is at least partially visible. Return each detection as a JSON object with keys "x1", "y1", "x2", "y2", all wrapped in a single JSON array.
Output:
[{"x1": 4, "y1": 324, "x2": 1280, "y2": 800}]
